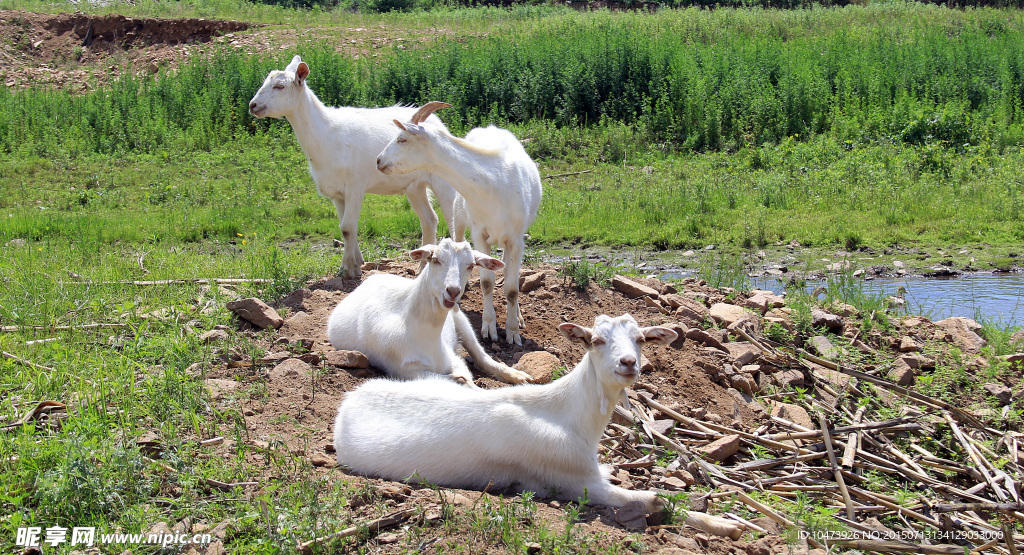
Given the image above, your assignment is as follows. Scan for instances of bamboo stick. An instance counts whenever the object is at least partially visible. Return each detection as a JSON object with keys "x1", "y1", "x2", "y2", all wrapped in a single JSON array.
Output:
[
  {"x1": 1, "y1": 351, "x2": 55, "y2": 372},
  {"x1": 818, "y1": 412, "x2": 855, "y2": 520},
  {"x1": 842, "y1": 405, "x2": 867, "y2": 469},
  {"x1": 1, "y1": 323, "x2": 129, "y2": 333}
]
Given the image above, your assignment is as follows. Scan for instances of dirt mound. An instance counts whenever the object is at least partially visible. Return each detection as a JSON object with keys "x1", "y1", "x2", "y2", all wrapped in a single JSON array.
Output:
[
  {"x1": 0, "y1": 10, "x2": 255, "y2": 90},
  {"x1": 39, "y1": 12, "x2": 252, "y2": 48}
]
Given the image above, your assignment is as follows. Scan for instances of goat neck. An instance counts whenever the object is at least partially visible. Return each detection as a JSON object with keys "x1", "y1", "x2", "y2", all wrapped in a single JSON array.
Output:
[
  {"x1": 416, "y1": 133, "x2": 501, "y2": 201},
  {"x1": 404, "y1": 265, "x2": 452, "y2": 328},
  {"x1": 283, "y1": 87, "x2": 336, "y2": 169},
  {"x1": 544, "y1": 352, "x2": 625, "y2": 446}
]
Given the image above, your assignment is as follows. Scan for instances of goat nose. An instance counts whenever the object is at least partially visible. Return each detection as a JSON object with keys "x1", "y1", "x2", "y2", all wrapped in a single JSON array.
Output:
[
  {"x1": 376, "y1": 157, "x2": 381, "y2": 166},
  {"x1": 620, "y1": 356, "x2": 637, "y2": 371},
  {"x1": 446, "y1": 286, "x2": 461, "y2": 300},
  {"x1": 248, "y1": 101, "x2": 256, "y2": 109}
]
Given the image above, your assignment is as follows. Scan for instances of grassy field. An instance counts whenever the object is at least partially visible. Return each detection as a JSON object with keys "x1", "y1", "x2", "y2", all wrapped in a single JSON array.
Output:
[{"x1": 3, "y1": 1, "x2": 1024, "y2": 553}]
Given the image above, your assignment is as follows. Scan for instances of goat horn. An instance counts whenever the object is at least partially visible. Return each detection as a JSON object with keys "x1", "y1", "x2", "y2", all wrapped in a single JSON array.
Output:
[{"x1": 410, "y1": 101, "x2": 452, "y2": 124}]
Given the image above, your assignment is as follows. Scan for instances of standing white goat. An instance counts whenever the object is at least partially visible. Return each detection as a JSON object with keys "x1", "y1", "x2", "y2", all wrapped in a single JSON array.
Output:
[
  {"x1": 326, "y1": 238, "x2": 531, "y2": 387},
  {"x1": 376, "y1": 102, "x2": 542, "y2": 346},
  {"x1": 333, "y1": 314, "x2": 676, "y2": 509},
  {"x1": 249, "y1": 56, "x2": 458, "y2": 279}
]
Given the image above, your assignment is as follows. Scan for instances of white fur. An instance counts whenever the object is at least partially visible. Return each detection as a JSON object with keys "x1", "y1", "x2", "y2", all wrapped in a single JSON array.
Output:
[
  {"x1": 333, "y1": 314, "x2": 677, "y2": 509},
  {"x1": 248, "y1": 56, "x2": 458, "y2": 279},
  {"x1": 377, "y1": 111, "x2": 542, "y2": 345},
  {"x1": 326, "y1": 238, "x2": 531, "y2": 387}
]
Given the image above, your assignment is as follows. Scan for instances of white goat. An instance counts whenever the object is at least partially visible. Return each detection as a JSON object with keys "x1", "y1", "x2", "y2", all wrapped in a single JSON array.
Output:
[
  {"x1": 326, "y1": 238, "x2": 531, "y2": 387},
  {"x1": 376, "y1": 102, "x2": 542, "y2": 346},
  {"x1": 333, "y1": 314, "x2": 676, "y2": 509},
  {"x1": 248, "y1": 56, "x2": 458, "y2": 279}
]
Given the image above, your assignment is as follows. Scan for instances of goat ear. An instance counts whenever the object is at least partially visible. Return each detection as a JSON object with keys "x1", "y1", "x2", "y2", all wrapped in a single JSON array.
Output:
[
  {"x1": 559, "y1": 323, "x2": 593, "y2": 346},
  {"x1": 473, "y1": 252, "x2": 504, "y2": 271},
  {"x1": 295, "y1": 62, "x2": 309, "y2": 84},
  {"x1": 640, "y1": 326, "x2": 677, "y2": 346},
  {"x1": 285, "y1": 55, "x2": 302, "y2": 73},
  {"x1": 393, "y1": 120, "x2": 407, "y2": 131},
  {"x1": 409, "y1": 244, "x2": 438, "y2": 262}
]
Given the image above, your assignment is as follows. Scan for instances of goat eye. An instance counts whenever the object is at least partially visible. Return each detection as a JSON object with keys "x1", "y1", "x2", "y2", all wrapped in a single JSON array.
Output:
[
  {"x1": 396, "y1": 137, "x2": 407, "y2": 144},
  {"x1": 431, "y1": 259, "x2": 441, "y2": 265},
  {"x1": 591, "y1": 338, "x2": 606, "y2": 347},
  {"x1": 273, "y1": 84, "x2": 285, "y2": 90}
]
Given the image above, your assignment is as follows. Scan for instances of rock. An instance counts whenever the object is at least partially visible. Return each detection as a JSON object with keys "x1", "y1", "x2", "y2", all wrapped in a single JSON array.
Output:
[
  {"x1": 730, "y1": 373, "x2": 757, "y2": 395},
  {"x1": 771, "y1": 402, "x2": 815, "y2": 430},
  {"x1": 514, "y1": 351, "x2": 560, "y2": 384},
  {"x1": 650, "y1": 419, "x2": 675, "y2": 436},
  {"x1": 898, "y1": 336, "x2": 921, "y2": 352},
  {"x1": 669, "y1": 469, "x2": 695, "y2": 487},
  {"x1": 284, "y1": 310, "x2": 310, "y2": 327},
  {"x1": 671, "y1": 536, "x2": 701, "y2": 550},
  {"x1": 810, "y1": 309, "x2": 844, "y2": 332},
  {"x1": 685, "y1": 328, "x2": 726, "y2": 351},
  {"x1": 204, "y1": 379, "x2": 239, "y2": 400},
  {"x1": 658, "y1": 476, "x2": 690, "y2": 491},
  {"x1": 709, "y1": 303, "x2": 754, "y2": 327},
  {"x1": 1011, "y1": 330, "x2": 1024, "y2": 347},
  {"x1": 225, "y1": 298, "x2": 283, "y2": 329},
  {"x1": 199, "y1": 329, "x2": 228, "y2": 344},
  {"x1": 519, "y1": 271, "x2": 546, "y2": 294},
  {"x1": 743, "y1": 290, "x2": 785, "y2": 314},
  {"x1": 270, "y1": 358, "x2": 312, "y2": 381},
  {"x1": 645, "y1": 295, "x2": 671, "y2": 314},
  {"x1": 6, "y1": 238, "x2": 27, "y2": 247},
  {"x1": 310, "y1": 455, "x2": 335, "y2": 467},
  {"x1": 697, "y1": 434, "x2": 740, "y2": 461},
  {"x1": 774, "y1": 369, "x2": 805, "y2": 388},
  {"x1": 983, "y1": 383, "x2": 1012, "y2": 405},
  {"x1": 764, "y1": 316, "x2": 794, "y2": 331},
  {"x1": 1000, "y1": 353, "x2": 1024, "y2": 369},
  {"x1": 814, "y1": 366, "x2": 851, "y2": 389},
  {"x1": 325, "y1": 350, "x2": 370, "y2": 368},
  {"x1": 899, "y1": 353, "x2": 935, "y2": 370},
  {"x1": 888, "y1": 358, "x2": 916, "y2": 386},
  {"x1": 807, "y1": 336, "x2": 839, "y2": 359},
  {"x1": 614, "y1": 500, "x2": 649, "y2": 531},
  {"x1": 935, "y1": 317, "x2": 986, "y2": 353},
  {"x1": 611, "y1": 275, "x2": 658, "y2": 299},
  {"x1": 827, "y1": 300, "x2": 857, "y2": 318},
  {"x1": 280, "y1": 289, "x2": 314, "y2": 312},
  {"x1": 724, "y1": 342, "x2": 761, "y2": 367}
]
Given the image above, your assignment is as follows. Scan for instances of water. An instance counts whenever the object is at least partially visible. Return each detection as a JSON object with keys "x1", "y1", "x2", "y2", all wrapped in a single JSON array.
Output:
[{"x1": 661, "y1": 271, "x2": 1024, "y2": 327}]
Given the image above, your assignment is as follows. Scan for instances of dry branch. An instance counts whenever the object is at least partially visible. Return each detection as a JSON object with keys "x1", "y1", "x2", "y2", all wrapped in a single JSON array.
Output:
[
  {"x1": 542, "y1": 170, "x2": 593, "y2": 179},
  {"x1": 2, "y1": 351, "x2": 56, "y2": 372},
  {"x1": 1, "y1": 323, "x2": 128, "y2": 333},
  {"x1": 296, "y1": 509, "x2": 416, "y2": 555}
]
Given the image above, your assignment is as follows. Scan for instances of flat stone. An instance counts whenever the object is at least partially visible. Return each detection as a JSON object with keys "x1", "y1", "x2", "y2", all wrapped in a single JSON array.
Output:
[
  {"x1": 199, "y1": 329, "x2": 228, "y2": 344},
  {"x1": 709, "y1": 303, "x2": 755, "y2": 327},
  {"x1": 519, "y1": 271, "x2": 546, "y2": 294},
  {"x1": 280, "y1": 288, "x2": 315, "y2": 312},
  {"x1": 807, "y1": 336, "x2": 839, "y2": 359},
  {"x1": 270, "y1": 358, "x2": 312, "y2": 381},
  {"x1": 614, "y1": 500, "x2": 649, "y2": 530},
  {"x1": 204, "y1": 379, "x2": 239, "y2": 400},
  {"x1": 724, "y1": 342, "x2": 761, "y2": 366},
  {"x1": 698, "y1": 434, "x2": 740, "y2": 462},
  {"x1": 685, "y1": 328, "x2": 726, "y2": 351},
  {"x1": 774, "y1": 369, "x2": 805, "y2": 388},
  {"x1": 828, "y1": 301, "x2": 857, "y2": 318},
  {"x1": 936, "y1": 317, "x2": 986, "y2": 353},
  {"x1": 611, "y1": 275, "x2": 658, "y2": 299},
  {"x1": 225, "y1": 297, "x2": 283, "y2": 329},
  {"x1": 730, "y1": 373, "x2": 757, "y2": 395},
  {"x1": 771, "y1": 402, "x2": 815, "y2": 430},
  {"x1": 1011, "y1": 330, "x2": 1024, "y2": 347},
  {"x1": 888, "y1": 358, "x2": 916, "y2": 386},
  {"x1": 810, "y1": 309, "x2": 844, "y2": 332},
  {"x1": 658, "y1": 476, "x2": 690, "y2": 491},
  {"x1": 898, "y1": 336, "x2": 921, "y2": 352},
  {"x1": 325, "y1": 350, "x2": 370, "y2": 368},
  {"x1": 983, "y1": 383, "x2": 1012, "y2": 405},
  {"x1": 900, "y1": 353, "x2": 935, "y2": 370},
  {"x1": 514, "y1": 351, "x2": 560, "y2": 384}
]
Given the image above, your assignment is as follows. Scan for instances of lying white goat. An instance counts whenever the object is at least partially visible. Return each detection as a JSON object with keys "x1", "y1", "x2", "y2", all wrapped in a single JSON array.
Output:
[
  {"x1": 249, "y1": 56, "x2": 458, "y2": 279},
  {"x1": 326, "y1": 238, "x2": 530, "y2": 387},
  {"x1": 376, "y1": 102, "x2": 542, "y2": 346},
  {"x1": 335, "y1": 314, "x2": 675, "y2": 508}
]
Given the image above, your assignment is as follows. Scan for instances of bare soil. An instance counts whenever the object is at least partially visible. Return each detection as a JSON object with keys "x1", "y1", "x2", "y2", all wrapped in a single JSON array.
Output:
[
  {"x1": 0, "y1": 10, "x2": 456, "y2": 92},
  {"x1": 198, "y1": 261, "x2": 773, "y2": 553}
]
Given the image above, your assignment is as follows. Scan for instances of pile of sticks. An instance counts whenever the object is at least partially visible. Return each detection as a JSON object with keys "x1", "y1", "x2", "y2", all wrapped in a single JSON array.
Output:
[{"x1": 603, "y1": 327, "x2": 1023, "y2": 554}]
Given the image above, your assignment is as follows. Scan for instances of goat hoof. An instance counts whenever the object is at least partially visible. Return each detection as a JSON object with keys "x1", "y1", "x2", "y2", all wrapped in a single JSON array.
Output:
[{"x1": 506, "y1": 330, "x2": 522, "y2": 346}]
